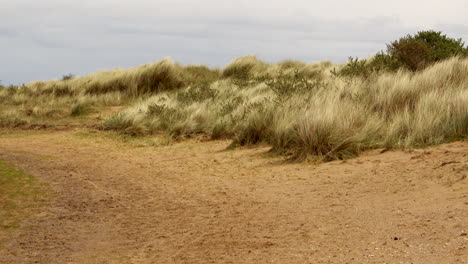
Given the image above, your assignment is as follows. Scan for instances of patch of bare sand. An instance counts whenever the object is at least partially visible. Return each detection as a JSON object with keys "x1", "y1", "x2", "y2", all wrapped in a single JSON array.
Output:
[{"x1": 0, "y1": 130, "x2": 466, "y2": 263}]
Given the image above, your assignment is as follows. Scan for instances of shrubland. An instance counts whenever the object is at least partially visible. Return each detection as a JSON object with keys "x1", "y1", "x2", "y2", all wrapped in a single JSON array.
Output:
[
  {"x1": 107, "y1": 56, "x2": 468, "y2": 160},
  {"x1": 1, "y1": 31, "x2": 467, "y2": 161}
]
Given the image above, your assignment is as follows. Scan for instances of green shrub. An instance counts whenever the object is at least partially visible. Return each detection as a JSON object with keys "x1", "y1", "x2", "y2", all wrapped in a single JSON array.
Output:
[
  {"x1": 265, "y1": 69, "x2": 324, "y2": 103},
  {"x1": 413, "y1": 31, "x2": 467, "y2": 61},
  {"x1": 368, "y1": 52, "x2": 403, "y2": 72},
  {"x1": 339, "y1": 57, "x2": 371, "y2": 78},
  {"x1": 176, "y1": 81, "x2": 218, "y2": 104},
  {"x1": 388, "y1": 30, "x2": 467, "y2": 71},
  {"x1": 388, "y1": 36, "x2": 431, "y2": 71},
  {"x1": 339, "y1": 31, "x2": 468, "y2": 76},
  {"x1": 339, "y1": 54, "x2": 403, "y2": 78}
]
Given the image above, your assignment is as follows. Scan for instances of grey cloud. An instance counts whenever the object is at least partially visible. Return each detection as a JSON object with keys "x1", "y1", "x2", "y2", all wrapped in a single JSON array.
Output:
[{"x1": 1, "y1": 0, "x2": 467, "y2": 85}]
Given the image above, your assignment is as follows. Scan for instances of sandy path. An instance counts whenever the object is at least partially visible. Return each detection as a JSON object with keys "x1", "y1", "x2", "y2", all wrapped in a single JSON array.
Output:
[{"x1": 0, "y1": 130, "x2": 467, "y2": 263}]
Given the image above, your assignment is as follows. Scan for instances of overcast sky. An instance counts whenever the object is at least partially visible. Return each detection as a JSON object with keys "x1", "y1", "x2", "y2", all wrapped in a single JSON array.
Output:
[{"x1": 2, "y1": 0, "x2": 468, "y2": 85}]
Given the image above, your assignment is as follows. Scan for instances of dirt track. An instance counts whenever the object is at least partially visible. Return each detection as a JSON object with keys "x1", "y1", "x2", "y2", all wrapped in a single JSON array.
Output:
[{"x1": 0, "y1": 130, "x2": 467, "y2": 263}]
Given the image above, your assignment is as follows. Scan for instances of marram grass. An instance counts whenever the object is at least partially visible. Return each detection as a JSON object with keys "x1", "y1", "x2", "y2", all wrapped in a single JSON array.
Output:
[{"x1": 1, "y1": 55, "x2": 467, "y2": 161}]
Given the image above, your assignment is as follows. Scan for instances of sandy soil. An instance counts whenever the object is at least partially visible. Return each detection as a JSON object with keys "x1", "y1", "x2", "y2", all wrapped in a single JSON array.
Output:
[{"x1": 0, "y1": 129, "x2": 466, "y2": 264}]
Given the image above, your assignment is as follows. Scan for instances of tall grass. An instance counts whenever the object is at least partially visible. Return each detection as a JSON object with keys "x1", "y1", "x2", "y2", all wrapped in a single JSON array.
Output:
[
  {"x1": 0, "y1": 58, "x2": 219, "y2": 124},
  {"x1": 1, "y1": 55, "x2": 466, "y2": 161},
  {"x1": 23, "y1": 58, "x2": 219, "y2": 97},
  {"x1": 107, "y1": 56, "x2": 467, "y2": 160}
]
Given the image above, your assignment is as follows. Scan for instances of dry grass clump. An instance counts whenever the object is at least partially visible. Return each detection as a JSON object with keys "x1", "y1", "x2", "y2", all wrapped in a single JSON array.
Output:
[
  {"x1": 0, "y1": 58, "x2": 219, "y2": 125},
  {"x1": 26, "y1": 58, "x2": 190, "y2": 97},
  {"x1": 7, "y1": 58, "x2": 219, "y2": 99},
  {"x1": 109, "y1": 56, "x2": 467, "y2": 160},
  {"x1": 221, "y1": 55, "x2": 268, "y2": 80},
  {"x1": 2, "y1": 54, "x2": 466, "y2": 161},
  {"x1": 0, "y1": 85, "x2": 125, "y2": 125}
]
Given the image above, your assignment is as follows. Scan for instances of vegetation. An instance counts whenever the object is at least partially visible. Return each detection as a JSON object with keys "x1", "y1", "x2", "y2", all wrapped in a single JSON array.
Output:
[
  {"x1": 339, "y1": 30, "x2": 468, "y2": 77},
  {"x1": 109, "y1": 56, "x2": 467, "y2": 160},
  {"x1": 389, "y1": 31, "x2": 467, "y2": 70},
  {"x1": 0, "y1": 160, "x2": 43, "y2": 230},
  {"x1": 1, "y1": 31, "x2": 466, "y2": 161}
]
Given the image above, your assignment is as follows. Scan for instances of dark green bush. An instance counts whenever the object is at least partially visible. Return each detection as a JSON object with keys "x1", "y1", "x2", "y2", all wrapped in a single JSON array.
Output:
[
  {"x1": 413, "y1": 31, "x2": 467, "y2": 61},
  {"x1": 388, "y1": 35, "x2": 432, "y2": 71},
  {"x1": 388, "y1": 30, "x2": 467, "y2": 71},
  {"x1": 340, "y1": 30, "x2": 467, "y2": 76}
]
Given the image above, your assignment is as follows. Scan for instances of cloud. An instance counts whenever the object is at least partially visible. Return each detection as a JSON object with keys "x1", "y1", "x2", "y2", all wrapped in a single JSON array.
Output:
[{"x1": 1, "y1": 0, "x2": 467, "y2": 84}]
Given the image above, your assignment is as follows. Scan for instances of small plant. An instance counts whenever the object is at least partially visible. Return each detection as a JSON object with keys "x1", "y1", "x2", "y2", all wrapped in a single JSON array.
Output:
[
  {"x1": 147, "y1": 104, "x2": 166, "y2": 116},
  {"x1": 70, "y1": 103, "x2": 87, "y2": 117},
  {"x1": 146, "y1": 104, "x2": 183, "y2": 131},
  {"x1": 265, "y1": 69, "x2": 324, "y2": 103},
  {"x1": 339, "y1": 57, "x2": 370, "y2": 77},
  {"x1": 219, "y1": 96, "x2": 243, "y2": 116},
  {"x1": 62, "y1": 73, "x2": 75, "y2": 81},
  {"x1": 176, "y1": 81, "x2": 218, "y2": 104},
  {"x1": 103, "y1": 113, "x2": 133, "y2": 129},
  {"x1": 367, "y1": 52, "x2": 403, "y2": 72}
]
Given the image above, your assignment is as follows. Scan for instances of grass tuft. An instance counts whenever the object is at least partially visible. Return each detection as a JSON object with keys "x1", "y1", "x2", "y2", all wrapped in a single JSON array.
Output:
[{"x1": 0, "y1": 160, "x2": 44, "y2": 231}]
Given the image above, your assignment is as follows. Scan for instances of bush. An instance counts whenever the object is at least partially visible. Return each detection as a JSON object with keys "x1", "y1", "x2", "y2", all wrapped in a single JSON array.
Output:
[
  {"x1": 339, "y1": 31, "x2": 467, "y2": 76},
  {"x1": 413, "y1": 31, "x2": 467, "y2": 61},
  {"x1": 388, "y1": 30, "x2": 467, "y2": 71},
  {"x1": 265, "y1": 69, "x2": 324, "y2": 103},
  {"x1": 62, "y1": 74, "x2": 75, "y2": 81},
  {"x1": 388, "y1": 35, "x2": 432, "y2": 71},
  {"x1": 368, "y1": 52, "x2": 403, "y2": 72},
  {"x1": 176, "y1": 81, "x2": 219, "y2": 104},
  {"x1": 338, "y1": 57, "x2": 371, "y2": 78}
]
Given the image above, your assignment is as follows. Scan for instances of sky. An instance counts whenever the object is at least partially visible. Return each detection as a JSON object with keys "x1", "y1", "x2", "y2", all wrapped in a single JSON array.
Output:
[{"x1": 1, "y1": 0, "x2": 468, "y2": 85}]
